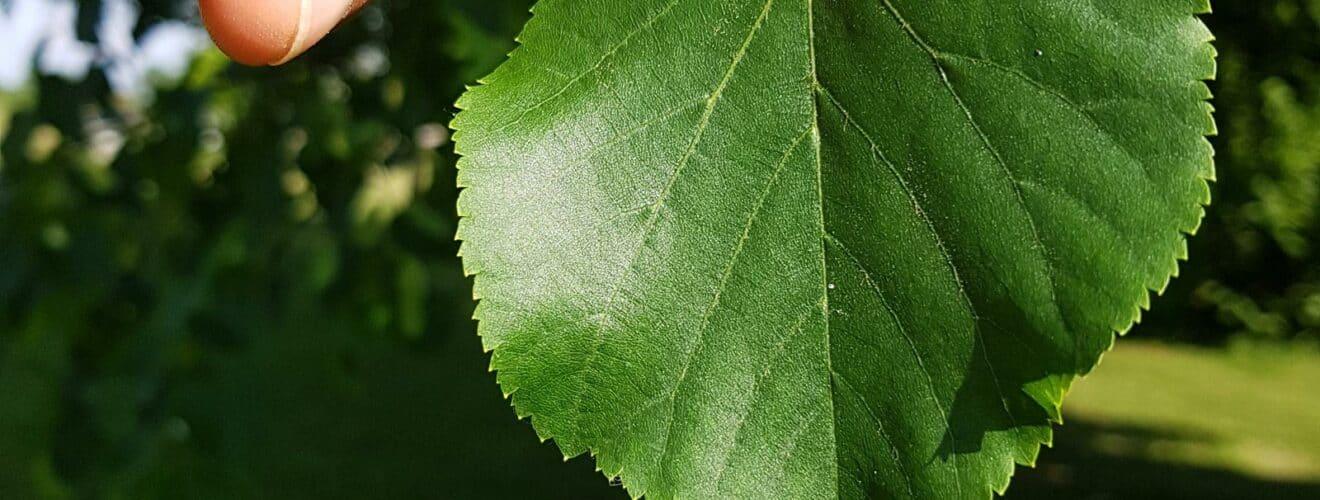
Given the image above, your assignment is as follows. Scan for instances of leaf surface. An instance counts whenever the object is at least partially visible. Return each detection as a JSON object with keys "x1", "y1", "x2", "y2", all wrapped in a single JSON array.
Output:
[{"x1": 453, "y1": 1, "x2": 1215, "y2": 498}]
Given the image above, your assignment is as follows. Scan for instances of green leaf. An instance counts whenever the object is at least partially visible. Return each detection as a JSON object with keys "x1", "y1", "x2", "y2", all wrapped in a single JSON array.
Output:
[{"x1": 452, "y1": 0, "x2": 1215, "y2": 498}]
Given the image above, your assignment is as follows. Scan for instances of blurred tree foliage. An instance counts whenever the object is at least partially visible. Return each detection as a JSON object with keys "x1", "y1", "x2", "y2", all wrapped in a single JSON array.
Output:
[
  {"x1": 1, "y1": 0, "x2": 619, "y2": 497},
  {"x1": 0, "y1": 0, "x2": 1317, "y2": 498},
  {"x1": 1145, "y1": 0, "x2": 1320, "y2": 344}
]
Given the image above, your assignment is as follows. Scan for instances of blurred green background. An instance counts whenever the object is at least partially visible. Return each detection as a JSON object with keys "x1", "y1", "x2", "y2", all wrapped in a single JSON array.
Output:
[{"x1": 0, "y1": 0, "x2": 1316, "y2": 498}]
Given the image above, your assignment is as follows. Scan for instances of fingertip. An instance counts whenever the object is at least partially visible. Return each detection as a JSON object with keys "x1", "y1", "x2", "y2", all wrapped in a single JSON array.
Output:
[
  {"x1": 200, "y1": 0, "x2": 366, "y2": 66},
  {"x1": 199, "y1": 0, "x2": 299, "y2": 66}
]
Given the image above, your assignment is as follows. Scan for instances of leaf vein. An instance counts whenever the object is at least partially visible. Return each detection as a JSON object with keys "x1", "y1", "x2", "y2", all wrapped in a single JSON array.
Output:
[
  {"x1": 877, "y1": 0, "x2": 1074, "y2": 367},
  {"x1": 653, "y1": 111, "x2": 805, "y2": 483},
  {"x1": 831, "y1": 369, "x2": 918, "y2": 499},
  {"x1": 935, "y1": 51, "x2": 1157, "y2": 186},
  {"x1": 561, "y1": 0, "x2": 779, "y2": 443},
  {"x1": 491, "y1": 0, "x2": 682, "y2": 135},
  {"x1": 710, "y1": 304, "x2": 820, "y2": 494}
]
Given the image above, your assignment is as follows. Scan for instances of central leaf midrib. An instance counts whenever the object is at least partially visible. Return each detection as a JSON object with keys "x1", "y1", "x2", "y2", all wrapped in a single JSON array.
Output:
[{"x1": 803, "y1": 0, "x2": 845, "y2": 495}]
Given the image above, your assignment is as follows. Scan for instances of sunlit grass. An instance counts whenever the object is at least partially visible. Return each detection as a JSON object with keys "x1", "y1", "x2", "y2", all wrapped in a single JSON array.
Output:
[{"x1": 1065, "y1": 340, "x2": 1320, "y2": 482}]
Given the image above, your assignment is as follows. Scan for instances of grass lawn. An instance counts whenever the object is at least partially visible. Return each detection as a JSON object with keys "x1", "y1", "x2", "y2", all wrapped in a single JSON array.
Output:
[{"x1": 1006, "y1": 340, "x2": 1320, "y2": 499}]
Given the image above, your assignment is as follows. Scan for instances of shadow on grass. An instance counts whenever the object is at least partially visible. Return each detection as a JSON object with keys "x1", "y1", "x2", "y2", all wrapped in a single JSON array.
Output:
[{"x1": 1004, "y1": 417, "x2": 1320, "y2": 500}]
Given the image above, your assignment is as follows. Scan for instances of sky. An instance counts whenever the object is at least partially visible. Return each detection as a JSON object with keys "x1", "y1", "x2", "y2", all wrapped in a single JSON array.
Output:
[{"x1": 0, "y1": 0, "x2": 210, "y2": 97}]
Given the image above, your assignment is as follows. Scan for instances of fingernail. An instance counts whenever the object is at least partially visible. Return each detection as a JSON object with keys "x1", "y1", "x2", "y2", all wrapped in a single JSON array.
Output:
[{"x1": 275, "y1": 0, "x2": 356, "y2": 65}]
